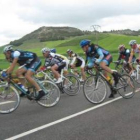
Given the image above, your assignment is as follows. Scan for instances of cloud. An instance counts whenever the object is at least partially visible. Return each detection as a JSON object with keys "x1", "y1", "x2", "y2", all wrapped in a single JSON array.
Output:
[{"x1": 0, "y1": 0, "x2": 140, "y2": 46}]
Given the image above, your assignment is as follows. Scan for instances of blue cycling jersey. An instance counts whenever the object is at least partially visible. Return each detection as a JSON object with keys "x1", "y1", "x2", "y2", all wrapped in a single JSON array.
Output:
[{"x1": 86, "y1": 45, "x2": 110, "y2": 63}]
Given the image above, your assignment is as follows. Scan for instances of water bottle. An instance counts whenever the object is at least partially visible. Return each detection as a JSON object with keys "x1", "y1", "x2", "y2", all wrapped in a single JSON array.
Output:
[{"x1": 18, "y1": 84, "x2": 28, "y2": 92}]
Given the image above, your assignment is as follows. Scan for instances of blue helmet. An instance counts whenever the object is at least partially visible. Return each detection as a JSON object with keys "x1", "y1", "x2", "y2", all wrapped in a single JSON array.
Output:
[
  {"x1": 50, "y1": 48, "x2": 56, "y2": 53},
  {"x1": 80, "y1": 40, "x2": 91, "y2": 48}
]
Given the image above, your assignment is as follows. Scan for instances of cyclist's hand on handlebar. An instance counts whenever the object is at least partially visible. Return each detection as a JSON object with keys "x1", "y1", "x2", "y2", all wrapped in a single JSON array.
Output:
[
  {"x1": 95, "y1": 59, "x2": 100, "y2": 64},
  {"x1": 1, "y1": 71, "x2": 8, "y2": 78}
]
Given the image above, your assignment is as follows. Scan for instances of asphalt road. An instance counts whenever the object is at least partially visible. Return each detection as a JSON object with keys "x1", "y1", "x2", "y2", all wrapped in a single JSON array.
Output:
[{"x1": 1, "y1": 84, "x2": 140, "y2": 140}]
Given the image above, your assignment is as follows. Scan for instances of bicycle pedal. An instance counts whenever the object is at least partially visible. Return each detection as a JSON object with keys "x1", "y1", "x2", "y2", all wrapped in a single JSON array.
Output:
[{"x1": 26, "y1": 95, "x2": 33, "y2": 100}]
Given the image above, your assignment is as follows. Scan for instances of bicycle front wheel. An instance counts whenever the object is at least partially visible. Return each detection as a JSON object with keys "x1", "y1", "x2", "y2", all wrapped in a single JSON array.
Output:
[
  {"x1": 37, "y1": 80, "x2": 60, "y2": 107},
  {"x1": 83, "y1": 76, "x2": 107, "y2": 104},
  {"x1": 0, "y1": 84, "x2": 20, "y2": 114},
  {"x1": 117, "y1": 74, "x2": 135, "y2": 99},
  {"x1": 62, "y1": 74, "x2": 80, "y2": 96}
]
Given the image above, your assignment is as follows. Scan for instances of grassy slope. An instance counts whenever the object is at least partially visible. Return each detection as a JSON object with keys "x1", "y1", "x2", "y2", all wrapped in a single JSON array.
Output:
[{"x1": 0, "y1": 33, "x2": 140, "y2": 69}]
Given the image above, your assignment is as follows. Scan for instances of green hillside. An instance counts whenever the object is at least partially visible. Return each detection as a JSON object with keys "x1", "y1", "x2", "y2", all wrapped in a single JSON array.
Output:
[{"x1": 0, "y1": 33, "x2": 140, "y2": 69}]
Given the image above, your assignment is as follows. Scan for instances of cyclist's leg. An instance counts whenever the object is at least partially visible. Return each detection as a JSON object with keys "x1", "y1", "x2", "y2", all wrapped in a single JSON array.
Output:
[
  {"x1": 52, "y1": 62, "x2": 66, "y2": 83},
  {"x1": 51, "y1": 64, "x2": 60, "y2": 79},
  {"x1": 25, "y1": 58, "x2": 45, "y2": 100},
  {"x1": 101, "y1": 55, "x2": 119, "y2": 84},
  {"x1": 63, "y1": 60, "x2": 69, "y2": 76},
  {"x1": 100, "y1": 55, "x2": 118, "y2": 98},
  {"x1": 80, "y1": 60, "x2": 86, "y2": 81},
  {"x1": 16, "y1": 67, "x2": 27, "y2": 85}
]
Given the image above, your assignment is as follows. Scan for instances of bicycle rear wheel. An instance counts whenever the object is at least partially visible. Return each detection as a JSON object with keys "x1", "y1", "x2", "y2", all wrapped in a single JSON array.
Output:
[
  {"x1": 0, "y1": 84, "x2": 20, "y2": 114},
  {"x1": 62, "y1": 74, "x2": 80, "y2": 96},
  {"x1": 83, "y1": 76, "x2": 107, "y2": 104},
  {"x1": 37, "y1": 80, "x2": 60, "y2": 107},
  {"x1": 117, "y1": 74, "x2": 135, "y2": 99}
]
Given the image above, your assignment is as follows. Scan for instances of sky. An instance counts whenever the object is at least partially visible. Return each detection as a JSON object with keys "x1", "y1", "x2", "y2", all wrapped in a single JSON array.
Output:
[{"x1": 0, "y1": 0, "x2": 140, "y2": 46}]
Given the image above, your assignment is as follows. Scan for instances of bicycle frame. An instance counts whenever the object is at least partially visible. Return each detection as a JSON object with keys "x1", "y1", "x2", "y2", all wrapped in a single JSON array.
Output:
[{"x1": 93, "y1": 65, "x2": 127, "y2": 92}]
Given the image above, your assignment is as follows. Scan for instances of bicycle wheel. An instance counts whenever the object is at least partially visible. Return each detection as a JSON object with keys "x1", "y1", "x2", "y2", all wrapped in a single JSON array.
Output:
[
  {"x1": 134, "y1": 65, "x2": 140, "y2": 84},
  {"x1": 37, "y1": 80, "x2": 60, "y2": 107},
  {"x1": 117, "y1": 74, "x2": 135, "y2": 99},
  {"x1": 83, "y1": 76, "x2": 107, "y2": 104},
  {"x1": 62, "y1": 74, "x2": 80, "y2": 96},
  {"x1": 0, "y1": 84, "x2": 20, "y2": 114}
]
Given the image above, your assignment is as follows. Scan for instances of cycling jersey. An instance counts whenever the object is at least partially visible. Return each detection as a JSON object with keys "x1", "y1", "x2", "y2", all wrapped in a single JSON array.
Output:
[
  {"x1": 86, "y1": 45, "x2": 112, "y2": 68},
  {"x1": 10, "y1": 50, "x2": 40, "y2": 72},
  {"x1": 56, "y1": 53, "x2": 70, "y2": 70},
  {"x1": 10, "y1": 50, "x2": 37, "y2": 65},
  {"x1": 44, "y1": 53, "x2": 66, "y2": 67},
  {"x1": 118, "y1": 49, "x2": 131, "y2": 62},
  {"x1": 70, "y1": 53, "x2": 85, "y2": 68}
]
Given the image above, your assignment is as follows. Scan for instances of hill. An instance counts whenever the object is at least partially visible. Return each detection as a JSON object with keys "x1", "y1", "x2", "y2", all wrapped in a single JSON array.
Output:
[
  {"x1": 0, "y1": 33, "x2": 140, "y2": 69},
  {"x1": 9, "y1": 26, "x2": 91, "y2": 46}
]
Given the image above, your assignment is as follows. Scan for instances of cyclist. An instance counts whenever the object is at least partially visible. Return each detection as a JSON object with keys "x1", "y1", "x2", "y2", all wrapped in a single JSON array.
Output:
[
  {"x1": 128, "y1": 40, "x2": 140, "y2": 75},
  {"x1": 49, "y1": 48, "x2": 69, "y2": 74},
  {"x1": 117, "y1": 44, "x2": 135, "y2": 74},
  {"x1": 41, "y1": 47, "x2": 66, "y2": 83},
  {"x1": 118, "y1": 44, "x2": 132, "y2": 62},
  {"x1": 80, "y1": 39, "x2": 119, "y2": 98},
  {"x1": 2, "y1": 45, "x2": 45, "y2": 100},
  {"x1": 66, "y1": 49, "x2": 86, "y2": 81},
  {"x1": 129, "y1": 40, "x2": 140, "y2": 62}
]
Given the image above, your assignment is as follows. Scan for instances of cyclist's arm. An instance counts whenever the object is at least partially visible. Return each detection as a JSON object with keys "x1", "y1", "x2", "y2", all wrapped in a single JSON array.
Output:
[
  {"x1": 96, "y1": 48, "x2": 104, "y2": 63},
  {"x1": 6, "y1": 58, "x2": 18, "y2": 74},
  {"x1": 117, "y1": 53, "x2": 121, "y2": 61},
  {"x1": 128, "y1": 49, "x2": 134, "y2": 63},
  {"x1": 70, "y1": 57, "x2": 76, "y2": 65}
]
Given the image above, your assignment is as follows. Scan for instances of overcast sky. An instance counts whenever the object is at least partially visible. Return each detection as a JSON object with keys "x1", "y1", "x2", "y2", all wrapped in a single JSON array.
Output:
[{"x1": 0, "y1": 0, "x2": 140, "y2": 46}]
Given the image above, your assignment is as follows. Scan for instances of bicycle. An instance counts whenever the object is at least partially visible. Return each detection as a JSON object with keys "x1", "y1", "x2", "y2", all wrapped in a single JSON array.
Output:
[
  {"x1": 36, "y1": 68, "x2": 81, "y2": 96},
  {"x1": 0, "y1": 69, "x2": 60, "y2": 114},
  {"x1": 113, "y1": 60, "x2": 140, "y2": 83},
  {"x1": 83, "y1": 64, "x2": 135, "y2": 104}
]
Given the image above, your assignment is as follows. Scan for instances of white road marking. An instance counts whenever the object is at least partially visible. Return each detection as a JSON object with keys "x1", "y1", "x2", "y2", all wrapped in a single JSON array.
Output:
[
  {"x1": 5, "y1": 89, "x2": 140, "y2": 140},
  {"x1": 0, "y1": 101, "x2": 15, "y2": 105}
]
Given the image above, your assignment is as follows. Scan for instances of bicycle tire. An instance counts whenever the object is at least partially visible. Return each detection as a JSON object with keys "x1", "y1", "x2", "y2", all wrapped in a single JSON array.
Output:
[
  {"x1": 133, "y1": 65, "x2": 140, "y2": 84},
  {"x1": 117, "y1": 74, "x2": 135, "y2": 99},
  {"x1": 0, "y1": 84, "x2": 20, "y2": 114},
  {"x1": 37, "y1": 80, "x2": 60, "y2": 107},
  {"x1": 62, "y1": 74, "x2": 80, "y2": 96},
  {"x1": 83, "y1": 75, "x2": 107, "y2": 104}
]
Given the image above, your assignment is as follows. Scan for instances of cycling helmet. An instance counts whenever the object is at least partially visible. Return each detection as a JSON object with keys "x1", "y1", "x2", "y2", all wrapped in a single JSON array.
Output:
[
  {"x1": 66, "y1": 49, "x2": 73, "y2": 53},
  {"x1": 3, "y1": 45, "x2": 13, "y2": 53},
  {"x1": 50, "y1": 48, "x2": 56, "y2": 53},
  {"x1": 80, "y1": 40, "x2": 91, "y2": 48},
  {"x1": 118, "y1": 44, "x2": 125, "y2": 50},
  {"x1": 129, "y1": 40, "x2": 137, "y2": 46},
  {"x1": 41, "y1": 47, "x2": 50, "y2": 53}
]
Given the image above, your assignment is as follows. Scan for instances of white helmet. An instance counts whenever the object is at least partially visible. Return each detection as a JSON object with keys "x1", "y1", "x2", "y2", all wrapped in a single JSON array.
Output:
[
  {"x1": 66, "y1": 49, "x2": 73, "y2": 53},
  {"x1": 129, "y1": 40, "x2": 137, "y2": 46},
  {"x1": 118, "y1": 44, "x2": 125, "y2": 50},
  {"x1": 41, "y1": 47, "x2": 50, "y2": 53},
  {"x1": 3, "y1": 45, "x2": 13, "y2": 53}
]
